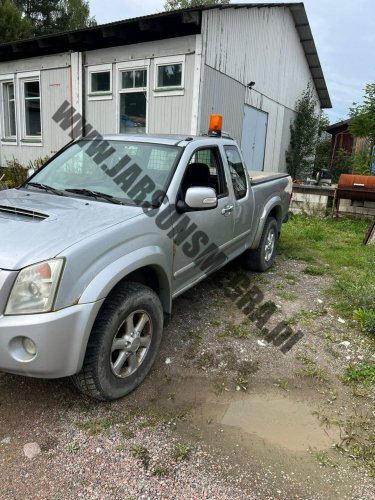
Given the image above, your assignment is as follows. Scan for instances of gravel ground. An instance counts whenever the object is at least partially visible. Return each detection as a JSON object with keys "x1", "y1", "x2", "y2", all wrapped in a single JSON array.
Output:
[{"x1": 1, "y1": 254, "x2": 375, "y2": 499}]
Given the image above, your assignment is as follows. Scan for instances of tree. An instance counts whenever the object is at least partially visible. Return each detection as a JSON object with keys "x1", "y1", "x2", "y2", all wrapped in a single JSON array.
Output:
[
  {"x1": 0, "y1": 0, "x2": 33, "y2": 43},
  {"x1": 55, "y1": 0, "x2": 96, "y2": 32},
  {"x1": 349, "y1": 83, "x2": 375, "y2": 146},
  {"x1": 313, "y1": 111, "x2": 330, "y2": 173},
  {"x1": 12, "y1": 0, "x2": 96, "y2": 36},
  {"x1": 164, "y1": 0, "x2": 230, "y2": 11},
  {"x1": 286, "y1": 85, "x2": 320, "y2": 180}
]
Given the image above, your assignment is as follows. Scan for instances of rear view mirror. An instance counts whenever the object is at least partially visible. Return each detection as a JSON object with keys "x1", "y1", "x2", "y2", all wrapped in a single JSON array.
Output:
[{"x1": 185, "y1": 187, "x2": 217, "y2": 210}]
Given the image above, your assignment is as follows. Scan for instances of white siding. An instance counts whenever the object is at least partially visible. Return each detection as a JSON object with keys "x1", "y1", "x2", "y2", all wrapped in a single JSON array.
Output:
[
  {"x1": 84, "y1": 36, "x2": 197, "y2": 136},
  {"x1": 0, "y1": 53, "x2": 70, "y2": 76},
  {"x1": 148, "y1": 54, "x2": 195, "y2": 135},
  {"x1": 202, "y1": 6, "x2": 321, "y2": 172},
  {"x1": 0, "y1": 62, "x2": 72, "y2": 166}
]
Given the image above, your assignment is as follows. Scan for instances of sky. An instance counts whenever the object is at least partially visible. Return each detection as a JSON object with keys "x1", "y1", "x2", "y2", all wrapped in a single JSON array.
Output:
[{"x1": 89, "y1": 0, "x2": 375, "y2": 124}]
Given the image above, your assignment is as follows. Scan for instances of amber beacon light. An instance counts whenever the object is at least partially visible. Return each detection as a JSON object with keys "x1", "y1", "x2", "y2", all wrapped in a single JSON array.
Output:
[{"x1": 208, "y1": 114, "x2": 223, "y2": 137}]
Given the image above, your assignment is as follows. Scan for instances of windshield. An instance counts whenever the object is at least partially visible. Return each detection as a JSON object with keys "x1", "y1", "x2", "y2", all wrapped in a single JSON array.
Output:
[{"x1": 24, "y1": 140, "x2": 181, "y2": 205}]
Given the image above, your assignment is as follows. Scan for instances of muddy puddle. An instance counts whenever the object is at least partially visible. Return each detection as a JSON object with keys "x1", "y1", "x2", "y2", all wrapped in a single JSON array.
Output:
[
  {"x1": 204, "y1": 394, "x2": 338, "y2": 451},
  {"x1": 155, "y1": 377, "x2": 340, "y2": 454}
]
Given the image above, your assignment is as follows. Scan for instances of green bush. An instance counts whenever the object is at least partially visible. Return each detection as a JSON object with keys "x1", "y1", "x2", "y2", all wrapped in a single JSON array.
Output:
[{"x1": 0, "y1": 156, "x2": 49, "y2": 189}]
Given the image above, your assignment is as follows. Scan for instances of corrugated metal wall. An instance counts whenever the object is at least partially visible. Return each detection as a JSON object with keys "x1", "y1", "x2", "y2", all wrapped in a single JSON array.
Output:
[
  {"x1": 199, "y1": 65, "x2": 245, "y2": 140},
  {"x1": 201, "y1": 6, "x2": 321, "y2": 172}
]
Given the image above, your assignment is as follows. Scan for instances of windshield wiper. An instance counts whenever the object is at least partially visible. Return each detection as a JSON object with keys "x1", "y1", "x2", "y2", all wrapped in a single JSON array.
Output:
[
  {"x1": 65, "y1": 188, "x2": 125, "y2": 205},
  {"x1": 26, "y1": 182, "x2": 66, "y2": 196}
]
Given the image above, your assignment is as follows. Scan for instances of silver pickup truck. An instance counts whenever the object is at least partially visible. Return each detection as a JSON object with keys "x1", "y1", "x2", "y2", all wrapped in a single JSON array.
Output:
[{"x1": 0, "y1": 134, "x2": 291, "y2": 400}]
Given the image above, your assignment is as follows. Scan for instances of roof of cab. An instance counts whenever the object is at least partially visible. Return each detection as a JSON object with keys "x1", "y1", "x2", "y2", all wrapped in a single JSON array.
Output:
[{"x1": 87, "y1": 134, "x2": 236, "y2": 146}]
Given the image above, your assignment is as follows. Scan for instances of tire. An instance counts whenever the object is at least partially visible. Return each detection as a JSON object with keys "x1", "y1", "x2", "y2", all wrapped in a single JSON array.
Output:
[
  {"x1": 71, "y1": 282, "x2": 164, "y2": 401},
  {"x1": 242, "y1": 217, "x2": 278, "y2": 272}
]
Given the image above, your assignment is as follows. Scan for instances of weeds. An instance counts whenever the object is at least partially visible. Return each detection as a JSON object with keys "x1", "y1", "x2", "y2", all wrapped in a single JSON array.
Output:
[
  {"x1": 343, "y1": 364, "x2": 375, "y2": 386},
  {"x1": 273, "y1": 379, "x2": 289, "y2": 391},
  {"x1": 277, "y1": 291, "x2": 297, "y2": 301},
  {"x1": 131, "y1": 444, "x2": 151, "y2": 468},
  {"x1": 65, "y1": 442, "x2": 79, "y2": 454},
  {"x1": 195, "y1": 351, "x2": 216, "y2": 370},
  {"x1": 298, "y1": 356, "x2": 329, "y2": 382},
  {"x1": 353, "y1": 308, "x2": 375, "y2": 335},
  {"x1": 173, "y1": 443, "x2": 191, "y2": 462},
  {"x1": 153, "y1": 464, "x2": 168, "y2": 477},
  {"x1": 225, "y1": 323, "x2": 251, "y2": 339}
]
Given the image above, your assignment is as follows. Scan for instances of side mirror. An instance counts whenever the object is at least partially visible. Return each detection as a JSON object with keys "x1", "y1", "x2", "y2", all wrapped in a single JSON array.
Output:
[
  {"x1": 185, "y1": 187, "x2": 218, "y2": 210},
  {"x1": 27, "y1": 168, "x2": 36, "y2": 178}
]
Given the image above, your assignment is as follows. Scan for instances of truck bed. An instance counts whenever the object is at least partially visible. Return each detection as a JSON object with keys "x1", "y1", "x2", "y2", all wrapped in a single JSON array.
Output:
[{"x1": 248, "y1": 170, "x2": 289, "y2": 185}]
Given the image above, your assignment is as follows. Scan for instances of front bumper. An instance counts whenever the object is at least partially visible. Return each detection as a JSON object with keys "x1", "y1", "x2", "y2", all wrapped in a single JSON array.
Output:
[{"x1": 0, "y1": 300, "x2": 103, "y2": 378}]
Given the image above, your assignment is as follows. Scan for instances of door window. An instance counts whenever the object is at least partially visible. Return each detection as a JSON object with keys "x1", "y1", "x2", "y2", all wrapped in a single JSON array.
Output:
[
  {"x1": 184, "y1": 147, "x2": 227, "y2": 197},
  {"x1": 224, "y1": 146, "x2": 247, "y2": 199},
  {"x1": 119, "y1": 68, "x2": 147, "y2": 134}
]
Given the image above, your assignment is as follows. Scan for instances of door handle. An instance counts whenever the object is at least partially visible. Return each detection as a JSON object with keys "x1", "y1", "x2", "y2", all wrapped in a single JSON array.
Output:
[{"x1": 221, "y1": 204, "x2": 234, "y2": 216}]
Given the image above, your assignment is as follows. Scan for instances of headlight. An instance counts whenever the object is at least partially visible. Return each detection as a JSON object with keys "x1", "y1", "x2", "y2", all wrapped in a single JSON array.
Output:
[{"x1": 5, "y1": 259, "x2": 64, "y2": 315}]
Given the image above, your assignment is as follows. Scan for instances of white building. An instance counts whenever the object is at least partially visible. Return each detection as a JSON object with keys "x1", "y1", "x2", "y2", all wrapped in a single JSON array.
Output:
[{"x1": 0, "y1": 3, "x2": 331, "y2": 172}]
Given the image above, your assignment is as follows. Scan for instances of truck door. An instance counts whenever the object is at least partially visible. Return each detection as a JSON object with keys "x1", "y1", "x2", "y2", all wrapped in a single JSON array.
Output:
[{"x1": 171, "y1": 146, "x2": 235, "y2": 294}]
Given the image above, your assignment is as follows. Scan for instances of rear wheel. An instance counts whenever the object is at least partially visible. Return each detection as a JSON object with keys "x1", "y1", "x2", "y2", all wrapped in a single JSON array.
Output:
[
  {"x1": 71, "y1": 282, "x2": 163, "y2": 401},
  {"x1": 242, "y1": 216, "x2": 278, "y2": 272}
]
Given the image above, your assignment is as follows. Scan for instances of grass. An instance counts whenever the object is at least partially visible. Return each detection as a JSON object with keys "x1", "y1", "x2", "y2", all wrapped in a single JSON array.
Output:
[
  {"x1": 279, "y1": 214, "x2": 375, "y2": 335},
  {"x1": 303, "y1": 265, "x2": 326, "y2": 276},
  {"x1": 343, "y1": 363, "x2": 375, "y2": 386},
  {"x1": 298, "y1": 356, "x2": 329, "y2": 382},
  {"x1": 277, "y1": 290, "x2": 297, "y2": 301},
  {"x1": 227, "y1": 324, "x2": 251, "y2": 338}
]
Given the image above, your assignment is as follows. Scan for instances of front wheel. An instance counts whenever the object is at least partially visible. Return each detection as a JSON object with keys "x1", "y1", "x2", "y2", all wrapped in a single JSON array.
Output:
[
  {"x1": 242, "y1": 216, "x2": 278, "y2": 272},
  {"x1": 71, "y1": 282, "x2": 164, "y2": 401}
]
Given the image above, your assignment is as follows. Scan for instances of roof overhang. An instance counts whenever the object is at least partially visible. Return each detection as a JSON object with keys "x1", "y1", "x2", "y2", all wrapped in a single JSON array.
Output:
[{"x1": 0, "y1": 3, "x2": 331, "y2": 108}]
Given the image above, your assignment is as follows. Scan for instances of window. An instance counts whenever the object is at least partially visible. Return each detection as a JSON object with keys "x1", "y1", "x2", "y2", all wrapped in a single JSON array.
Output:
[
  {"x1": 91, "y1": 72, "x2": 110, "y2": 92},
  {"x1": 23, "y1": 80, "x2": 41, "y2": 138},
  {"x1": 182, "y1": 147, "x2": 228, "y2": 197},
  {"x1": 154, "y1": 55, "x2": 185, "y2": 96},
  {"x1": 224, "y1": 146, "x2": 247, "y2": 199},
  {"x1": 122, "y1": 69, "x2": 147, "y2": 89},
  {"x1": 119, "y1": 67, "x2": 147, "y2": 134},
  {"x1": 2, "y1": 82, "x2": 16, "y2": 139},
  {"x1": 157, "y1": 64, "x2": 182, "y2": 88},
  {"x1": 88, "y1": 64, "x2": 112, "y2": 100}
]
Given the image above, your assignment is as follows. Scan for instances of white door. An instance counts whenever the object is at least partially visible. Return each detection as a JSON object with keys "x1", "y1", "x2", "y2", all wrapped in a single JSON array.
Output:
[{"x1": 241, "y1": 106, "x2": 268, "y2": 171}]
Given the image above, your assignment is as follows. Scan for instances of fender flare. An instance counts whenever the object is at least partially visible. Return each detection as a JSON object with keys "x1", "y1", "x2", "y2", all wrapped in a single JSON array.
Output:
[
  {"x1": 250, "y1": 196, "x2": 282, "y2": 249},
  {"x1": 79, "y1": 246, "x2": 172, "y2": 313}
]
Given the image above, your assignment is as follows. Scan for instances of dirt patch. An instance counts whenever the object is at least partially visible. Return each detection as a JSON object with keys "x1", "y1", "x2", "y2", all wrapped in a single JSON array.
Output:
[{"x1": 1, "y1": 255, "x2": 375, "y2": 499}]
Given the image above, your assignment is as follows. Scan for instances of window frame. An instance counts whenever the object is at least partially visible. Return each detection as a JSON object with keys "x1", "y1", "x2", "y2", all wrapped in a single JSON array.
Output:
[
  {"x1": 154, "y1": 55, "x2": 185, "y2": 97},
  {"x1": 18, "y1": 71, "x2": 42, "y2": 145},
  {"x1": 224, "y1": 145, "x2": 248, "y2": 200},
  {"x1": 0, "y1": 76, "x2": 17, "y2": 144},
  {"x1": 87, "y1": 64, "x2": 112, "y2": 101},
  {"x1": 116, "y1": 60, "x2": 150, "y2": 134},
  {"x1": 182, "y1": 145, "x2": 229, "y2": 199}
]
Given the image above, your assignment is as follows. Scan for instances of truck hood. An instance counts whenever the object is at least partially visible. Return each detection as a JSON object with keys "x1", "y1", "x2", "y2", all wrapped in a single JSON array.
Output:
[{"x1": 0, "y1": 189, "x2": 144, "y2": 270}]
